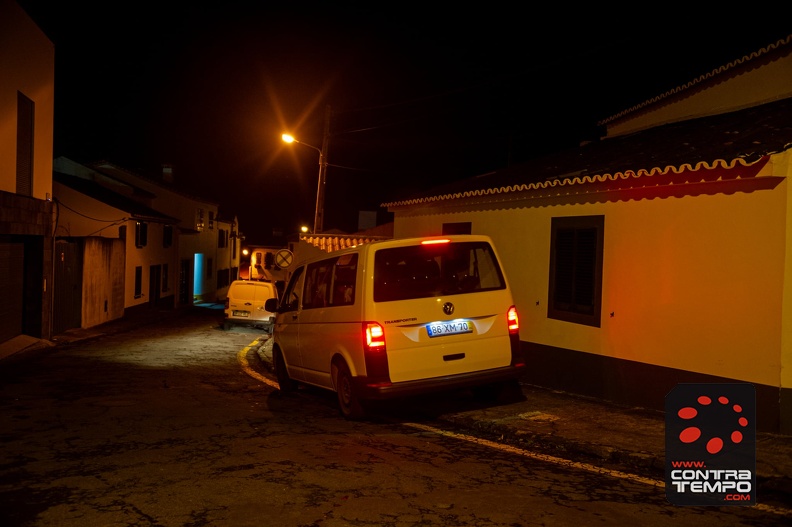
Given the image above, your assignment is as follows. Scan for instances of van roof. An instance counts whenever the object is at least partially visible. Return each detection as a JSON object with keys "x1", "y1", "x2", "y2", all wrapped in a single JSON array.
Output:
[{"x1": 292, "y1": 234, "x2": 495, "y2": 267}]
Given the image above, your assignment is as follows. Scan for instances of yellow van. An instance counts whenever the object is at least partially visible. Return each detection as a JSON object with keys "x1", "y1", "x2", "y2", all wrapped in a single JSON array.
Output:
[
  {"x1": 224, "y1": 280, "x2": 278, "y2": 332},
  {"x1": 265, "y1": 235, "x2": 525, "y2": 419}
]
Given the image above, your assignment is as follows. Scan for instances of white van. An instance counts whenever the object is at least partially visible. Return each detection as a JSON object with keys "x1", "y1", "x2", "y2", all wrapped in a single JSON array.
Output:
[
  {"x1": 224, "y1": 280, "x2": 278, "y2": 332},
  {"x1": 265, "y1": 235, "x2": 525, "y2": 419}
]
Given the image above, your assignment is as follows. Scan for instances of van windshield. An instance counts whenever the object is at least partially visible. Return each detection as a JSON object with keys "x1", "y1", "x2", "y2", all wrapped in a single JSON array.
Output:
[{"x1": 373, "y1": 241, "x2": 506, "y2": 302}]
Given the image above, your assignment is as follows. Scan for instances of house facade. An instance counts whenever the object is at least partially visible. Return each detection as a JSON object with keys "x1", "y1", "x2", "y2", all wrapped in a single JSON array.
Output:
[
  {"x1": 384, "y1": 35, "x2": 792, "y2": 433},
  {"x1": 0, "y1": 0, "x2": 55, "y2": 348},
  {"x1": 85, "y1": 161, "x2": 242, "y2": 305},
  {"x1": 52, "y1": 159, "x2": 180, "y2": 332}
]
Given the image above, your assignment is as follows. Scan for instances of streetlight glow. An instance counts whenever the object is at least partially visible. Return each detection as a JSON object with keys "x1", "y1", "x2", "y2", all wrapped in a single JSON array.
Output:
[{"x1": 280, "y1": 106, "x2": 331, "y2": 234}]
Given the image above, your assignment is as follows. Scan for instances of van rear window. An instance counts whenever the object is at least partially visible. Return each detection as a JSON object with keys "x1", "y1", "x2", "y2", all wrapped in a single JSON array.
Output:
[{"x1": 373, "y1": 241, "x2": 506, "y2": 302}]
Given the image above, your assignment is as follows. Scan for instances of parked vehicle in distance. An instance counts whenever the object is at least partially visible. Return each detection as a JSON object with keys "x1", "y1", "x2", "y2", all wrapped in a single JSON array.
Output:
[
  {"x1": 224, "y1": 280, "x2": 278, "y2": 332},
  {"x1": 265, "y1": 235, "x2": 525, "y2": 419}
]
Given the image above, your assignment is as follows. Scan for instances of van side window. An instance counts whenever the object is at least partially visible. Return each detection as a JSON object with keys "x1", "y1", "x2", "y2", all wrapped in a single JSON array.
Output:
[
  {"x1": 302, "y1": 253, "x2": 358, "y2": 309},
  {"x1": 304, "y1": 259, "x2": 335, "y2": 309},
  {"x1": 281, "y1": 266, "x2": 305, "y2": 311},
  {"x1": 330, "y1": 253, "x2": 357, "y2": 306}
]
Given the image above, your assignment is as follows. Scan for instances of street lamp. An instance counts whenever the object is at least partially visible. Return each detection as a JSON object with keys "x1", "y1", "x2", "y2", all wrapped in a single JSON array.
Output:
[{"x1": 281, "y1": 105, "x2": 331, "y2": 234}]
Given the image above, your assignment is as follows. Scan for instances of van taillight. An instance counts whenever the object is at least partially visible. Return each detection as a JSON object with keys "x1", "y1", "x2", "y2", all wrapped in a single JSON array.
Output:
[
  {"x1": 507, "y1": 306, "x2": 519, "y2": 334},
  {"x1": 507, "y1": 306, "x2": 524, "y2": 367},
  {"x1": 365, "y1": 323, "x2": 386, "y2": 350},
  {"x1": 363, "y1": 322, "x2": 390, "y2": 386}
]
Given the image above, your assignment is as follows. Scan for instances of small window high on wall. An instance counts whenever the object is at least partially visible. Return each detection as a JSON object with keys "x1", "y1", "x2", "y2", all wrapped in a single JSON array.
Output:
[
  {"x1": 442, "y1": 222, "x2": 472, "y2": 235},
  {"x1": 548, "y1": 215, "x2": 604, "y2": 327},
  {"x1": 135, "y1": 222, "x2": 148, "y2": 248}
]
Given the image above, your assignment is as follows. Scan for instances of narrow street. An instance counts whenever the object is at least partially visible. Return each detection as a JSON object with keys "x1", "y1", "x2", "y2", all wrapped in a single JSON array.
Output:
[{"x1": 1, "y1": 308, "x2": 789, "y2": 526}]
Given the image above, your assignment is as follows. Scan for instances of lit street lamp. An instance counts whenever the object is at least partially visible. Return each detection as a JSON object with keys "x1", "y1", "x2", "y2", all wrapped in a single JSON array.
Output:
[{"x1": 281, "y1": 105, "x2": 331, "y2": 234}]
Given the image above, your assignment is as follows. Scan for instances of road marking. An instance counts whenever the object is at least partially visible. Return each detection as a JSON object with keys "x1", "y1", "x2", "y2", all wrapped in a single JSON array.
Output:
[
  {"x1": 404, "y1": 421, "x2": 664, "y2": 487},
  {"x1": 402, "y1": 422, "x2": 792, "y2": 517},
  {"x1": 237, "y1": 339, "x2": 279, "y2": 389}
]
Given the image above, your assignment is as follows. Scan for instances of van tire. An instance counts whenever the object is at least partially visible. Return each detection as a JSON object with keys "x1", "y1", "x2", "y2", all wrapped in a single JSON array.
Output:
[
  {"x1": 334, "y1": 361, "x2": 366, "y2": 420},
  {"x1": 273, "y1": 349, "x2": 298, "y2": 393},
  {"x1": 223, "y1": 321, "x2": 231, "y2": 331}
]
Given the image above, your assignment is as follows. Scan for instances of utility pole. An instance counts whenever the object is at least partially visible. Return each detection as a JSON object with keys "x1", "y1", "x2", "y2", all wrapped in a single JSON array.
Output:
[{"x1": 313, "y1": 104, "x2": 331, "y2": 234}]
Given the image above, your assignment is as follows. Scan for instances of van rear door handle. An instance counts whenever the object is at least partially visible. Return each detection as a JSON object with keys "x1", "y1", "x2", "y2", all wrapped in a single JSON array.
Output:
[{"x1": 443, "y1": 353, "x2": 465, "y2": 361}]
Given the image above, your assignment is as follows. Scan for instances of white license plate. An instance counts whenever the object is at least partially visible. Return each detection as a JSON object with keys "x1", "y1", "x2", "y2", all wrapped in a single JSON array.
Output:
[
  {"x1": 232, "y1": 311, "x2": 250, "y2": 317},
  {"x1": 426, "y1": 320, "x2": 473, "y2": 337}
]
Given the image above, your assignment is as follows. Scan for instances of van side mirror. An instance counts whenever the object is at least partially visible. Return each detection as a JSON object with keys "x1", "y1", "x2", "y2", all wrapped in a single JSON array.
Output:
[{"x1": 265, "y1": 298, "x2": 279, "y2": 313}]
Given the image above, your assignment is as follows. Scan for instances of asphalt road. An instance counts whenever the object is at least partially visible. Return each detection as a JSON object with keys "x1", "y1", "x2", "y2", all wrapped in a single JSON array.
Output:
[{"x1": 1, "y1": 306, "x2": 790, "y2": 526}]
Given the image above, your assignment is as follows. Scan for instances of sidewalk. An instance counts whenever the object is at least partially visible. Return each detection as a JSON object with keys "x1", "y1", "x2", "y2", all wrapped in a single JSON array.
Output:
[
  {"x1": 255, "y1": 337, "x2": 792, "y2": 508},
  {"x1": 7, "y1": 304, "x2": 791, "y2": 508}
]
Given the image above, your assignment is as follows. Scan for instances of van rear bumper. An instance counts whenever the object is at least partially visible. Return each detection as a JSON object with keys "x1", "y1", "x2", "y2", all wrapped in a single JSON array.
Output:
[{"x1": 353, "y1": 364, "x2": 526, "y2": 400}]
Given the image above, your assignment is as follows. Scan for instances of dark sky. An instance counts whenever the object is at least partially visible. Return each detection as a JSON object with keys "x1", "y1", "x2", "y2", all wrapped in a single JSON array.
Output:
[{"x1": 16, "y1": 2, "x2": 792, "y2": 244}]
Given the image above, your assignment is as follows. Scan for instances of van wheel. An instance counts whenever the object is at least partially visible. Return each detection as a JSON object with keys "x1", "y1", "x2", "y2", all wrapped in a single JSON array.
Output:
[
  {"x1": 223, "y1": 321, "x2": 231, "y2": 331},
  {"x1": 273, "y1": 349, "x2": 297, "y2": 393},
  {"x1": 335, "y1": 362, "x2": 366, "y2": 420}
]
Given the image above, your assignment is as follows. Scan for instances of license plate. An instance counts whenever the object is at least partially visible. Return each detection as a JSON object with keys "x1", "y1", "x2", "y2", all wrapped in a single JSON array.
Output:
[
  {"x1": 426, "y1": 320, "x2": 473, "y2": 337},
  {"x1": 232, "y1": 311, "x2": 250, "y2": 317}
]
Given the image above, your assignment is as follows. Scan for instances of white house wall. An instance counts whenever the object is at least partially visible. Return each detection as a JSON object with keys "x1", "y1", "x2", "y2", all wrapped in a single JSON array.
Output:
[
  {"x1": 392, "y1": 160, "x2": 789, "y2": 393},
  {"x1": 781, "y1": 151, "x2": 792, "y2": 394},
  {"x1": 53, "y1": 183, "x2": 127, "y2": 238},
  {"x1": 0, "y1": 0, "x2": 54, "y2": 200},
  {"x1": 53, "y1": 182, "x2": 177, "y2": 311},
  {"x1": 122, "y1": 221, "x2": 177, "y2": 310},
  {"x1": 88, "y1": 162, "x2": 233, "y2": 304}
]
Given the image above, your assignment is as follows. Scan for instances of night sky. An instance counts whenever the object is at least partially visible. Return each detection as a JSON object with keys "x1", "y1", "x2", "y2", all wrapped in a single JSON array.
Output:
[{"x1": 16, "y1": 2, "x2": 792, "y2": 244}]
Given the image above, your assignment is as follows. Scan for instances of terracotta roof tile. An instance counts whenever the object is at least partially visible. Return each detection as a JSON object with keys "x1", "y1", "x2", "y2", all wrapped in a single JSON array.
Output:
[{"x1": 383, "y1": 96, "x2": 792, "y2": 207}]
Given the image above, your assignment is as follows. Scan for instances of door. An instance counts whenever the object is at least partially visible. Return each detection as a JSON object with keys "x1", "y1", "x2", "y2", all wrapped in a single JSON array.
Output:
[
  {"x1": 274, "y1": 265, "x2": 306, "y2": 380},
  {"x1": 52, "y1": 239, "x2": 83, "y2": 334}
]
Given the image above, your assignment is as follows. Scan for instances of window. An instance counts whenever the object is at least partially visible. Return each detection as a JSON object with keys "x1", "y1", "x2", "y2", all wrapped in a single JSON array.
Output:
[
  {"x1": 218, "y1": 229, "x2": 227, "y2": 248},
  {"x1": 548, "y1": 215, "x2": 604, "y2": 327},
  {"x1": 206, "y1": 258, "x2": 213, "y2": 280},
  {"x1": 302, "y1": 253, "x2": 358, "y2": 309},
  {"x1": 134, "y1": 266, "x2": 143, "y2": 298},
  {"x1": 196, "y1": 209, "x2": 204, "y2": 232},
  {"x1": 303, "y1": 258, "x2": 335, "y2": 309},
  {"x1": 217, "y1": 268, "x2": 230, "y2": 289},
  {"x1": 442, "y1": 222, "x2": 472, "y2": 235},
  {"x1": 373, "y1": 241, "x2": 504, "y2": 302},
  {"x1": 163, "y1": 225, "x2": 173, "y2": 248},
  {"x1": 209, "y1": 211, "x2": 214, "y2": 229},
  {"x1": 16, "y1": 92, "x2": 34, "y2": 196},
  {"x1": 281, "y1": 266, "x2": 305, "y2": 311},
  {"x1": 135, "y1": 222, "x2": 148, "y2": 248}
]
